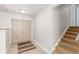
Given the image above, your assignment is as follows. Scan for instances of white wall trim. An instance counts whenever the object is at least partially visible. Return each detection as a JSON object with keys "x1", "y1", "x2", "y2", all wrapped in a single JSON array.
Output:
[
  {"x1": 50, "y1": 26, "x2": 69, "y2": 53},
  {"x1": 76, "y1": 33, "x2": 79, "y2": 41},
  {"x1": 31, "y1": 39, "x2": 50, "y2": 54}
]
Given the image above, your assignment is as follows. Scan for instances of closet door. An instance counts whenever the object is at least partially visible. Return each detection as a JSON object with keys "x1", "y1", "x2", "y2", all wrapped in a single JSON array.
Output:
[
  {"x1": 11, "y1": 19, "x2": 31, "y2": 43},
  {"x1": 22, "y1": 20, "x2": 31, "y2": 43}
]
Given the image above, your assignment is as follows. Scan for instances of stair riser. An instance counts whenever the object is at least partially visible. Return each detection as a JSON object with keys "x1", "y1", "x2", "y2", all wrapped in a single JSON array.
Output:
[
  {"x1": 67, "y1": 29, "x2": 79, "y2": 32},
  {"x1": 18, "y1": 43, "x2": 32, "y2": 48},
  {"x1": 69, "y1": 26, "x2": 79, "y2": 29},
  {"x1": 63, "y1": 35, "x2": 76, "y2": 39},
  {"x1": 66, "y1": 32, "x2": 78, "y2": 36},
  {"x1": 18, "y1": 41, "x2": 31, "y2": 45},
  {"x1": 61, "y1": 39, "x2": 74, "y2": 43},
  {"x1": 18, "y1": 44, "x2": 34, "y2": 50}
]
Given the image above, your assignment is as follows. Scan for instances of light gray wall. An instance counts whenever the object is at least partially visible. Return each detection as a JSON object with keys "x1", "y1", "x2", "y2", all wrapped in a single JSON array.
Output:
[
  {"x1": 70, "y1": 4, "x2": 79, "y2": 26},
  {"x1": 33, "y1": 4, "x2": 71, "y2": 52},
  {"x1": 77, "y1": 5, "x2": 79, "y2": 26},
  {"x1": 33, "y1": 5, "x2": 55, "y2": 52},
  {"x1": 71, "y1": 5, "x2": 77, "y2": 26},
  {"x1": 55, "y1": 4, "x2": 71, "y2": 32},
  {"x1": 0, "y1": 30, "x2": 6, "y2": 53},
  {"x1": 0, "y1": 12, "x2": 32, "y2": 28},
  {"x1": 0, "y1": 12, "x2": 33, "y2": 53}
]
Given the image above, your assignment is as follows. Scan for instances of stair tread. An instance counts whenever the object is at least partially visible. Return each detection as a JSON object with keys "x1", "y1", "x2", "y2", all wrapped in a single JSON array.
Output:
[
  {"x1": 59, "y1": 42, "x2": 79, "y2": 52},
  {"x1": 18, "y1": 41, "x2": 36, "y2": 54},
  {"x1": 54, "y1": 46, "x2": 74, "y2": 54},
  {"x1": 53, "y1": 26, "x2": 79, "y2": 54},
  {"x1": 61, "y1": 38, "x2": 79, "y2": 46},
  {"x1": 18, "y1": 46, "x2": 36, "y2": 53}
]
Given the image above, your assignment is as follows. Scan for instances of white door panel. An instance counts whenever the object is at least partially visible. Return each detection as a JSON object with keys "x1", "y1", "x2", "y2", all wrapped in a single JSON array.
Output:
[{"x1": 11, "y1": 19, "x2": 31, "y2": 43}]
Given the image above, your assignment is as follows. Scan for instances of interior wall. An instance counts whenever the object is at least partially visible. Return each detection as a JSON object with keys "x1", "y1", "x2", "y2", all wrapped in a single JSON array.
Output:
[
  {"x1": 56, "y1": 4, "x2": 71, "y2": 32},
  {"x1": 0, "y1": 11, "x2": 33, "y2": 53},
  {"x1": 77, "y1": 5, "x2": 79, "y2": 26},
  {"x1": 70, "y1": 5, "x2": 78, "y2": 26},
  {"x1": 0, "y1": 30, "x2": 6, "y2": 53},
  {"x1": 0, "y1": 11, "x2": 33, "y2": 28},
  {"x1": 70, "y1": 4, "x2": 79, "y2": 26},
  {"x1": 33, "y1": 4, "x2": 71, "y2": 52},
  {"x1": 6, "y1": 29, "x2": 10, "y2": 53}
]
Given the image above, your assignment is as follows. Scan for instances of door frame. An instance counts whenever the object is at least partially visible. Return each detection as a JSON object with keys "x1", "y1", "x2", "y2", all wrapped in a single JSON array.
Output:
[{"x1": 10, "y1": 18, "x2": 33, "y2": 43}]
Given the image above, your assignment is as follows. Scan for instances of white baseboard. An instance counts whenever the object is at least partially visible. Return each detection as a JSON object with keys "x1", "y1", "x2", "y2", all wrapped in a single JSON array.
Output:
[{"x1": 31, "y1": 39, "x2": 50, "y2": 54}]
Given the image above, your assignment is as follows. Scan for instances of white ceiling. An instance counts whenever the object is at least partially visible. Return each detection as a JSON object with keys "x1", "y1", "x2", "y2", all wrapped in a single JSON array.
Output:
[{"x1": 0, "y1": 4, "x2": 48, "y2": 16}]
